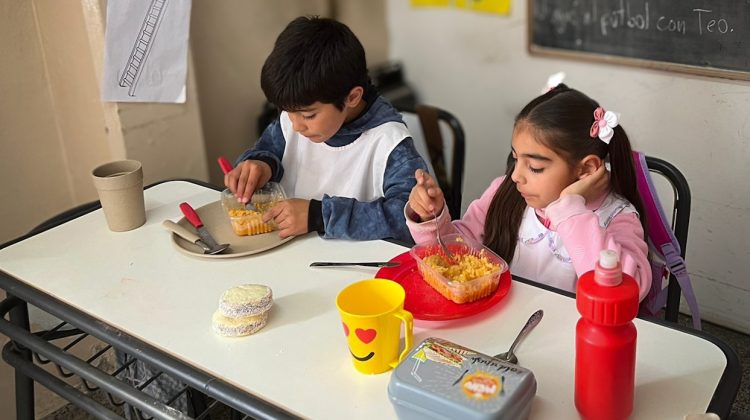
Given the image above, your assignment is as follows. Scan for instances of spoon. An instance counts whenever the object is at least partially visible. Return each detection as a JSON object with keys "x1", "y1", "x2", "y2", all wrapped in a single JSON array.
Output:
[{"x1": 494, "y1": 309, "x2": 544, "y2": 365}]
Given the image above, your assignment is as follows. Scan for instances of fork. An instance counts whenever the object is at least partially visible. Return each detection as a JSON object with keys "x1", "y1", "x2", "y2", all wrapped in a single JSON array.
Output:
[
  {"x1": 218, "y1": 156, "x2": 258, "y2": 212},
  {"x1": 433, "y1": 210, "x2": 456, "y2": 262}
]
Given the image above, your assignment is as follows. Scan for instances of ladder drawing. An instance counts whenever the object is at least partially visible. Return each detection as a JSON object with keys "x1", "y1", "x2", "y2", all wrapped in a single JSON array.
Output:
[{"x1": 118, "y1": 0, "x2": 169, "y2": 97}]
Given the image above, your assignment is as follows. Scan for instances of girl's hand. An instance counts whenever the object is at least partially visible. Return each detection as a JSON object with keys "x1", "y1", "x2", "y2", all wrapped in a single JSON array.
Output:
[
  {"x1": 408, "y1": 169, "x2": 445, "y2": 221},
  {"x1": 224, "y1": 160, "x2": 272, "y2": 205},
  {"x1": 560, "y1": 164, "x2": 610, "y2": 204}
]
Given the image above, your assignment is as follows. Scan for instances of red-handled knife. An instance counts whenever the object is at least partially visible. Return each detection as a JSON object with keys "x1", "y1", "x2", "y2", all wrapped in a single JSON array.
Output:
[{"x1": 178, "y1": 202, "x2": 229, "y2": 254}]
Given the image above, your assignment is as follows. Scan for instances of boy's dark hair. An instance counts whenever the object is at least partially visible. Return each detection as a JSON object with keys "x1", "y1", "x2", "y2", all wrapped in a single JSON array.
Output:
[
  {"x1": 260, "y1": 16, "x2": 368, "y2": 111},
  {"x1": 484, "y1": 84, "x2": 646, "y2": 263}
]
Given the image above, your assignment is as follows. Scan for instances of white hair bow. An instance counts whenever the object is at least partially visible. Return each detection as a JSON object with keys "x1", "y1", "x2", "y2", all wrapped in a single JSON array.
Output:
[
  {"x1": 589, "y1": 107, "x2": 619, "y2": 144},
  {"x1": 541, "y1": 72, "x2": 566, "y2": 94}
]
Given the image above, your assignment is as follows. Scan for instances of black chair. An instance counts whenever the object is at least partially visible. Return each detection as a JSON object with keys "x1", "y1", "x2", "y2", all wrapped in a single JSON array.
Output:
[
  {"x1": 644, "y1": 155, "x2": 692, "y2": 324},
  {"x1": 27, "y1": 201, "x2": 100, "y2": 236},
  {"x1": 400, "y1": 105, "x2": 466, "y2": 219},
  {"x1": 257, "y1": 101, "x2": 279, "y2": 137}
]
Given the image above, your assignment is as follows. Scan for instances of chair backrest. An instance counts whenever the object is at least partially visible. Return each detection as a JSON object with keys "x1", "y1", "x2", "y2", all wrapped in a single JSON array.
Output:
[
  {"x1": 257, "y1": 102, "x2": 279, "y2": 137},
  {"x1": 399, "y1": 105, "x2": 466, "y2": 219},
  {"x1": 635, "y1": 152, "x2": 700, "y2": 329}
]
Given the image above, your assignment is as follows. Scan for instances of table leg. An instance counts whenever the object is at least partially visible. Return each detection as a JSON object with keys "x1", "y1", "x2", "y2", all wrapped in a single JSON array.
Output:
[{"x1": 8, "y1": 296, "x2": 34, "y2": 420}]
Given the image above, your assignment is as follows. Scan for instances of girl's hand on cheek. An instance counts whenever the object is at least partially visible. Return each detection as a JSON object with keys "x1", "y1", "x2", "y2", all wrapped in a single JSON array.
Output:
[
  {"x1": 408, "y1": 169, "x2": 445, "y2": 221},
  {"x1": 560, "y1": 165, "x2": 610, "y2": 204}
]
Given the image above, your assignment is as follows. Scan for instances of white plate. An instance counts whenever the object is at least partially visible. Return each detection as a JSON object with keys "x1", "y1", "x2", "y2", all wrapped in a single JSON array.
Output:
[{"x1": 170, "y1": 201, "x2": 293, "y2": 258}]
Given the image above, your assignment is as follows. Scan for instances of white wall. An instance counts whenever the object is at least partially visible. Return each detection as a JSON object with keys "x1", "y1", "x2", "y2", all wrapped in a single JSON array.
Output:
[{"x1": 386, "y1": 0, "x2": 750, "y2": 333}]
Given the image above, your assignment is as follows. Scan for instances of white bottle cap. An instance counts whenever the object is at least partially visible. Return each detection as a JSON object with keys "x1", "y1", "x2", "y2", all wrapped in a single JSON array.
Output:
[{"x1": 599, "y1": 250, "x2": 619, "y2": 269}]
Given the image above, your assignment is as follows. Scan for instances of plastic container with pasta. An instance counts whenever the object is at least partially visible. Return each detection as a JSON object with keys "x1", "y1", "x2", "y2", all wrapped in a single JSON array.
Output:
[
  {"x1": 220, "y1": 183, "x2": 286, "y2": 236},
  {"x1": 410, "y1": 233, "x2": 507, "y2": 304}
]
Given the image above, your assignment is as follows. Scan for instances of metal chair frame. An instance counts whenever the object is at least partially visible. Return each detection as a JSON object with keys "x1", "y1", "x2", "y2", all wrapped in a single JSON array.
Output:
[{"x1": 400, "y1": 104, "x2": 466, "y2": 219}]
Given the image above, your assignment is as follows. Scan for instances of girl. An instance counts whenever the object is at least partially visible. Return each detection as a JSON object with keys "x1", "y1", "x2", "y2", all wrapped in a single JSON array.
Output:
[{"x1": 406, "y1": 85, "x2": 651, "y2": 300}]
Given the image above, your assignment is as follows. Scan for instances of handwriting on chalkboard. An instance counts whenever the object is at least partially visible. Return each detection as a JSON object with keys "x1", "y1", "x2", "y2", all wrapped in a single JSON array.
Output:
[
  {"x1": 530, "y1": 0, "x2": 750, "y2": 80},
  {"x1": 539, "y1": 1, "x2": 738, "y2": 37}
]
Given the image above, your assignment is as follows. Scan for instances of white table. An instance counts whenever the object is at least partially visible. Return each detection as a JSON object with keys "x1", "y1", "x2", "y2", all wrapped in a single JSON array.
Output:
[{"x1": 0, "y1": 180, "x2": 739, "y2": 419}]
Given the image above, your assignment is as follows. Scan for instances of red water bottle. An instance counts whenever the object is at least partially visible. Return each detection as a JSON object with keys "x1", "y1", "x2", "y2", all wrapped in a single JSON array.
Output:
[{"x1": 575, "y1": 250, "x2": 639, "y2": 420}]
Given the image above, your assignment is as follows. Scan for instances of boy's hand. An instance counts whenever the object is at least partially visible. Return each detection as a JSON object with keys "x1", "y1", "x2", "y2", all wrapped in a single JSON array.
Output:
[
  {"x1": 263, "y1": 199, "x2": 309, "y2": 238},
  {"x1": 224, "y1": 159, "x2": 272, "y2": 205},
  {"x1": 408, "y1": 169, "x2": 445, "y2": 221},
  {"x1": 560, "y1": 164, "x2": 610, "y2": 204}
]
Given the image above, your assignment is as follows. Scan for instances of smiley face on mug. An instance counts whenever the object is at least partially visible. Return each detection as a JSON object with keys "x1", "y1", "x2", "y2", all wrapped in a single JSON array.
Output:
[{"x1": 342, "y1": 322, "x2": 377, "y2": 361}]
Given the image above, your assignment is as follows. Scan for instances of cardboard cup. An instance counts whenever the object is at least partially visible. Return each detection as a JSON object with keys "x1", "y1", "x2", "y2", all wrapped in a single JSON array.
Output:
[{"x1": 91, "y1": 160, "x2": 146, "y2": 232}]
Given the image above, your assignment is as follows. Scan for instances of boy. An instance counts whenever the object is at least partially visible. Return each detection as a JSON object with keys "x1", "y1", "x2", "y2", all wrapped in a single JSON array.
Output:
[{"x1": 224, "y1": 16, "x2": 427, "y2": 243}]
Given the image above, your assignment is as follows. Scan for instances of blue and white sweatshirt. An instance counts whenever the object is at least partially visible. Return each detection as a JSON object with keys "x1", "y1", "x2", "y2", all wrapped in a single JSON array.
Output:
[{"x1": 237, "y1": 90, "x2": 427, "y2": 244}]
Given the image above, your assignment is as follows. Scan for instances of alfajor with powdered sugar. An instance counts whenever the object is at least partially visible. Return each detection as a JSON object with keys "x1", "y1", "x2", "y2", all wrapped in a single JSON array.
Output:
[
  {"x1": 212, "y1": 284, "x2": 273, "y2": 337},
  {"x1": 219, "y1": 284, "x2": 273, "y2": 318},
  {"x1": 211, "y1": 309, "x2": 269, "y2": 337}
]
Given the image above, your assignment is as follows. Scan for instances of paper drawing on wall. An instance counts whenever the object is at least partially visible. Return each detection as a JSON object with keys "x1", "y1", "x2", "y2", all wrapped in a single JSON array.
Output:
[
  {"x1": 101, "y1": 0, "x2": 193, "y2": 103},
  {"x1": 118, "y1": 0, "x2": 169, "y2": 97}
]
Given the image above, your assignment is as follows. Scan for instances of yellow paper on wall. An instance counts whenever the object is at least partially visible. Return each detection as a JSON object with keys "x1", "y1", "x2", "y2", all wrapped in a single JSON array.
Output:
[
  {"x1": 455, "y1": 0, "x2": 511, "y2": 15},
  {"x1": 411, "y1": 0, "x2": 450, "y2": 6}
]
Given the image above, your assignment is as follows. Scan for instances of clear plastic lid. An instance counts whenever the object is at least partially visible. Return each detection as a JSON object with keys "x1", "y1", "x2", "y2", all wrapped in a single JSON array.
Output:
[{"x1": 220, "y1": 183, "x2": 287, "y2": 236}]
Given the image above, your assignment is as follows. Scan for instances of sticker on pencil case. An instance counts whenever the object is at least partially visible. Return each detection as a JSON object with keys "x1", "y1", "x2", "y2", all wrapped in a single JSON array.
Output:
[
  {"x1": 389, "y1": 338, "x2": 537, "y2": 419},
  {"x1": 462, "y1": 371, "x2": 503, "y2": 400}
]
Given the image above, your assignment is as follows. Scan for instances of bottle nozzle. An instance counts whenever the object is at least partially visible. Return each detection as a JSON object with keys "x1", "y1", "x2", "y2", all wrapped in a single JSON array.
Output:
[
  {"x1": 599, "y1": 250, "x2": 618, "y2": 269},
  {"x1": 595, "y1": 250, "x2": 622, "y2": 287}
]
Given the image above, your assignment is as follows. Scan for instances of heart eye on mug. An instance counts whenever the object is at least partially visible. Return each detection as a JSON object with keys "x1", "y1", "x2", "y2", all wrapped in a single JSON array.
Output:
[
  {"x1": 342, "y1": 322, "x2": 349, "y2": 336},
  {"x1": 355, "y1": 328, "x2": 377, "y2": 344}
]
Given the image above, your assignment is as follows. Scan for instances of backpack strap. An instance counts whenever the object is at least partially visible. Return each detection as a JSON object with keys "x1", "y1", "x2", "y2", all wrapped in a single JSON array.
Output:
[{"x1": 633, "y1": 151, "x2": 702, "y2": 329}]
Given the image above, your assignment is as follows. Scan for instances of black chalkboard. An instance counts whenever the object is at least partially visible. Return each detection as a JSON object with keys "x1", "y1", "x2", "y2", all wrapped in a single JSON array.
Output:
[{"x1": 529, "y1": 0, "x2": 750, "y2": 80}]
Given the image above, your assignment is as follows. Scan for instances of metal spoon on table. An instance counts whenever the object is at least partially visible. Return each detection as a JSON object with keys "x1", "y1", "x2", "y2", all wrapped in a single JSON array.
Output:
[{"x1": 494, "y1": 309, "x2": 544, "y2": 365}]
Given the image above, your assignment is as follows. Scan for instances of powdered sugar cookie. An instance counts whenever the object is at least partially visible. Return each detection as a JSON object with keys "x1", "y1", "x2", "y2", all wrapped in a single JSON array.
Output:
[
  {"x1": 219, "y1": 284, "x2": 273, "y2": 318},
  {"x1": 211, "y1": 309, "x2": 269, "y2": 337}
]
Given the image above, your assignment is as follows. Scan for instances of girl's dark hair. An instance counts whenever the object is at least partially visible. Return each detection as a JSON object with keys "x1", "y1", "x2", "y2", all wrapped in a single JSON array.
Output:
[
  {"x1": 260, "y1": 16, "x2": 368, "y2": 111},
  {"x1": 483, "y1": 84, "x2": 646, "y2": 263}
]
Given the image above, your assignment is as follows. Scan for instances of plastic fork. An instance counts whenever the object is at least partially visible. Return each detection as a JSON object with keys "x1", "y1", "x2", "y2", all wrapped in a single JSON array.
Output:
[
  {"x1": 218, "y1": 156, "x2": 257, "y2": 211},
  {"x1": 432, "y1": 211, "x2": 456, "y2": 262}
]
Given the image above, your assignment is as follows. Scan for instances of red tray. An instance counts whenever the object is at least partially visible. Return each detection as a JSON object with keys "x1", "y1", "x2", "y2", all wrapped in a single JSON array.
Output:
[{"x1": 375, "y1": 251, "x2": 511, "y2": 321}]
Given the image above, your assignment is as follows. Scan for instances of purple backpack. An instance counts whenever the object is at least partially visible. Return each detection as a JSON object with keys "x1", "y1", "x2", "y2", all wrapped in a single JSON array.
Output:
[{"x1": 633, "y1": 151, "x2": 701, "y2": 329}]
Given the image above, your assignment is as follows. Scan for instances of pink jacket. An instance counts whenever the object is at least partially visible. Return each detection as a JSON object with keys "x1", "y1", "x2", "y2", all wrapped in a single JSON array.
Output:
[{"x1": 406, "y1": 176, "x2": 652, "y2": 301}]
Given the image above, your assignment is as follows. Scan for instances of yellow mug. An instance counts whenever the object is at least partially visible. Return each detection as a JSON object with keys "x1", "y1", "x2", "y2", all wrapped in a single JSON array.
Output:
[{"x1": 336, "y1": 279, "x2": 413, "y2": 374}]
